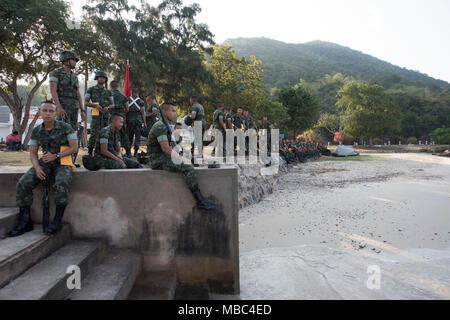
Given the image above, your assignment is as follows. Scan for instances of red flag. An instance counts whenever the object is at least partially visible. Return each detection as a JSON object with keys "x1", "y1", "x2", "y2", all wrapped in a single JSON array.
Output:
[{"x1": 124, "y1": 62, "x2": 131, "y2": 98}]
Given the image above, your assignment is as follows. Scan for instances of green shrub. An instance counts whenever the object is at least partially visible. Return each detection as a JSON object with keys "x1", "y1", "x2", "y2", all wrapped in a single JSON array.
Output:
[
  {"x1": 429, "y1": 127, "x2": 450, "y2": 145},
  {"x1": 372, "y1": 138, "x2": 383, "y2": 145},
  {"x1": 407, "y1": 136, "x2": 418, "y2": 144}
]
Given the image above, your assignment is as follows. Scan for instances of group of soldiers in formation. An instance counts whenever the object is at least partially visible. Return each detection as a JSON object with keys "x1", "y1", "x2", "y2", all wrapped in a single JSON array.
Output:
[{"x1": 7, "y1": 50, "x2": 325, "y2": 239}]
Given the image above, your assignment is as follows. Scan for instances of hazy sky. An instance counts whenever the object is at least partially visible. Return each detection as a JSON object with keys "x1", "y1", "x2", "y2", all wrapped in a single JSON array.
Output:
[{"x1": 72, "y1": 0, "x2": 450, "y2": 83}]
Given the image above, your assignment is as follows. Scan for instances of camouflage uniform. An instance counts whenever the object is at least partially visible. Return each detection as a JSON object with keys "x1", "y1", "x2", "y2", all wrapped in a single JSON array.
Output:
[
  {"x1": 261, "y1": 120, "x2": 272, "y2": 154},
  {"x1": 85, "y1": 85, "x2": 113, "y2": 153},
  {"x1": 127, "y1": 95, "x2": 145, "y2": 151},
  {"x1": 232, "y1": 113, "x2": 245, "y2": 152},
  {"x1": 225, "y1": 112, "x2": 233, "y2": 129},
  {"x1": 93, "y1": 125, "x2": 141, "y2": 169},
  {"x1": 244, "y1": 115, "x2": 255, "y2": 131},
  {"x1": 232, "y1": 113, "x2": 245, "y2": 130},
  {"x1": 145, "y1": 102, "x2": 160, "y2": 130},
  {"x1": 213, "y1": 108, "x2": 226, "y2": 155},
  {"x1": 16, "y1": 121, "x2": 77, "y2": 207},
  {"x1": 147, "y1": 120, "x2": 198, "y2": 189},
  {"x1": 110, "y1": 89, "x2": 131, "y2": 153},
  {"x1": 191, "y1": 102, "x2": 206, "y2": 132},
  {"x1": 49, "y1": 67, "x2": 80, "y2": 131}
]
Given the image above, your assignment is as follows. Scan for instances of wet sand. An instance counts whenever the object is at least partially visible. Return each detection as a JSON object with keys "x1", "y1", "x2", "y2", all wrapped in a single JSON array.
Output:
[{"x1": 239, "y1": 153, "x2": 450, "y2": 299}]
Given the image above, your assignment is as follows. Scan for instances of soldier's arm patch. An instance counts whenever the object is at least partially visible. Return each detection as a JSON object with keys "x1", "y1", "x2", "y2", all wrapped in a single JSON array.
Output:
[
  {"x1": 67, "y1": 133, "x2": 78, "y2": 141},
  {"x1": 49, "y1": 76, "x2": 59, "y2": 83},
  {"x1": 157, "y1": 135, "x2": 168, "y2": 143}
]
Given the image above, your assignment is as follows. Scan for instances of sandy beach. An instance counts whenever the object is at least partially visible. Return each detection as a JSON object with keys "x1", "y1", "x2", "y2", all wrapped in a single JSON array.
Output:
[{"x1": 239, "y1": 153, "x2": 450, "y2": 299}]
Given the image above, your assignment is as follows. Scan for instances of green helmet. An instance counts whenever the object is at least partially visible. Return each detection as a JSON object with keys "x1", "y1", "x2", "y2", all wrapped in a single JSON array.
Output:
[
  {"x1": 94, "y1": 70, "x2": 108, "y2": 82},
  {"x1": 59, "y1": 50, "x2": 79, "y2": 63},
  {"x1": 82, "y1": 155, "x2": 101, "y2": 171}
]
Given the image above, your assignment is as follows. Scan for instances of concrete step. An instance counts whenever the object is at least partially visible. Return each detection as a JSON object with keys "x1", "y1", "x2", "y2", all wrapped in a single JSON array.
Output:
[
  {"x1": 175, "y1": 283, "x2": 211, "y2": 300},
  {"x1": 68, "y1": 250, "x2": 141, "y2": 300},
  {"x1": 0, "y1": 239, "x2": 106, "y2": 300},
  {"x1": 0, "y1": 224, "x2": 70, "y2": 289},
  {"x1": 0, "y1": 207, "x2": 20, "y2": 239},
  {"x1": 127, "y1": 269, "x2": 177, "y2": 300}
]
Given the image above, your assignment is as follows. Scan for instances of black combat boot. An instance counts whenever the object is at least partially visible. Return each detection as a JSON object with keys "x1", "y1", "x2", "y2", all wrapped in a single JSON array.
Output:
[
  {"x1": 88, "y1": 147, "x2": 93, "y2": 157},
  {"x1": 133, "y1": 148, "x2": 139, "y2": 157},
  {"x1": 44, "y1": 205, "x2": 66, "y2": 235},
  {"x1": 189, "y1": 185, "x2": 220, "y2": 211},
  {"x1": 8, "y1": 206, "x2": 33, "y2": 237},
  {"x1": 126, "y1": 149, "x2": 132, "y2": 158}
]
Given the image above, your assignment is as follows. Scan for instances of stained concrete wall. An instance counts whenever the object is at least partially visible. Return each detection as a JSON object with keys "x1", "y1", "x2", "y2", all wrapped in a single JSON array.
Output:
[{"x1": 0, "y1": 167, "x2": 239, "y2": 294}]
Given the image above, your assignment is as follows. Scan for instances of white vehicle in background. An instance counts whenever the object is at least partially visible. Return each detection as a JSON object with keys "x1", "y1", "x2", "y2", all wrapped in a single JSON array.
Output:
[{"x1": 331, "y1": 145, "x2": 360, "y2": 157}]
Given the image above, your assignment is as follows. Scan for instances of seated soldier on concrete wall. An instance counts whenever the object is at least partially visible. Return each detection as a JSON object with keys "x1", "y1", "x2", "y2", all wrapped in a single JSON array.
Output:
[
  {"x1": 86, "y1": 113, "x2": 142, "y2": 170},
  {"x1": 147, "y1": 103, "x2": 220, "y2": 211},
  {"x1": 9, "y1": 101, "x2": 78, "y2": 237}
]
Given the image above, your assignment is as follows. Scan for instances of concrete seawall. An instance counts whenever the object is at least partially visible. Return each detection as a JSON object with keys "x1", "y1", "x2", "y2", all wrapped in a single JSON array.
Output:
[{"x1": 0, "y1": 167, "x2": 239, "y2": 294}]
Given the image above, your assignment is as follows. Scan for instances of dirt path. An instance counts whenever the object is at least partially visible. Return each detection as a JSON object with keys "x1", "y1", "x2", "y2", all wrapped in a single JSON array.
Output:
[{"x1": 239, "y1": 153, "x2": 450, "y2": 299}]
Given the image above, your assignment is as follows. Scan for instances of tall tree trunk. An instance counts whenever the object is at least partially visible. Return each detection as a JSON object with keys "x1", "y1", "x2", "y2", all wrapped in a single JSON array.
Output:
[
  {"x1": 22, "y1": 110, "x2": 40, "y2": 149},
  {"x1": 338, "y1": 124, "x2": 344, "y2": 145}
]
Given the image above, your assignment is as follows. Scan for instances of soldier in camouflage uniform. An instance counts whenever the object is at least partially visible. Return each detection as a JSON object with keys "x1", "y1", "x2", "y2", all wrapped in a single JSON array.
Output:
[
  {"x1": 127, "y1": 87, "x2": 146, "y2": 157},
  {"x1": 212, "y1": 102, "x2": 226, "y2": 156},
  {"x1": 85, "y1": 70, "x2": 114, "y2": 156},
  {"x1": 147, "y1": 103, "x2": 219, "y2": 211},
  {"x1": 8, "y1": 102, "x2": 78, "y2": 237},
  {"x1": 145, "y1": 93, "x2": 160, "y2": 132},
  {"x1": 49, "y1": 50, "x2": 86, "y2": 167},
  {"x1": 243, "y1": 110, "x2": 257, "y2": 155},
  {"x1": 232, "y1": 107, "x2": 245, "y2": 154},
  {"x1": 93, "y1": 113, "x2": 142, "y2": 169},
  {"x1": 185, "y1": 95, "x2": 206, "y2": 133},
  {"x1": 110, "y1": 80, "x2": 132, "y2": 157},
  {"x1": 261, "y1": 116, "x2": 272, "y2": 155},
  {"x1": 225, "y1": 106, "x2": 233, "y2": 130}
]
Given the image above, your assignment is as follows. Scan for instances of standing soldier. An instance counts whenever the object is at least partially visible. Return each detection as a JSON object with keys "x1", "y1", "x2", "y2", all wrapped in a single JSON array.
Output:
[
  {"x1": 232, "y1": 107, "x2": 245, "y2": 153},
  {"x1": 232, "y1": 107, "x2": 245, "y2": 131},
  {"x1": 185, "y1": 95, "x2": 206, "y2": 134},
  {"x1": 261, "y1": 116, "x2": 272, "y2": 154},
  {"x1": 110, "y1": 80, "x2": 132, "y2": 157},
  {"x1": 8, "y1": 101, "x2": 78, "y2": 237},
  {"x1": 243, "y1": 110, "x2": 257, "y2": 131},
  {"x1": 85, "y1": 70, "x2": 114, "y2": 156},
  {"x1": 257, "y1": 119, "x2": 263, "y2": 131},
  {"x1": 212, "y1": 102, "x2": 226, "y2": 156},
  {"x1": 225, "y1": 107, "x2": 233, "y2": 130},
  {"x1": 145, "y1": 93, "x2": 160, "y2": 132},
  {"x1": 243, "y1": 109, "x2": 257, "y2": 154},
  {"x1": 127, "y1": 87, "x2": 146, "y2": 157},
  {"x1": 49, "y1": 50, "x2": 86, "y2": 167}
]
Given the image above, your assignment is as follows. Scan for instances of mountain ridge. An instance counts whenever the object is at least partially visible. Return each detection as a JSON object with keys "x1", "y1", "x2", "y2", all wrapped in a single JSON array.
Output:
[{"x1": 223, "y1": 37, "x2": 450, "y2": 90}]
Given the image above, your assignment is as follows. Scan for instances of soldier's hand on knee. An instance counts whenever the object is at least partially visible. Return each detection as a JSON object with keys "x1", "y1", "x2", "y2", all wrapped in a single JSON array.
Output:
[{"x1": 35, "y1": 166, "x2": 46, "y2": 180}]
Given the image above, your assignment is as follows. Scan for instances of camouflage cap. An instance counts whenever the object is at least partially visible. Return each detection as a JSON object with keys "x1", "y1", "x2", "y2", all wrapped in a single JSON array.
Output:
[{"x1": 59, "y1": 50, "x2": 79, "y2": 63}]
